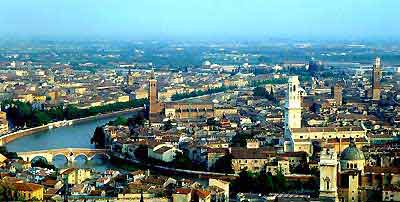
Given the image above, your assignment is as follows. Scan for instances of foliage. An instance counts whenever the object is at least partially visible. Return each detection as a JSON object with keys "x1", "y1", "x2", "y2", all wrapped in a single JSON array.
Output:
[
  {"x1": 211, "y1": 153, "x2": 234, "y2": 173},
  {"x1": 0, "y1": 146, "x2": 20, "y2": 160},
  {"x1": 134, "y1": 145, "x2": 148, "y2": 160},
  {"x1": 2, "y1": 98, "x2": 148, "y2": 128},
  {"x1": 231, "y1": 169, "x2": 288, "y2": 194},
  {"x1": 172, "y1": 152, "x2": 192, "y2": 169},
  {"x1": 250, "y1": 78, "x2": 287, "y2": 87},
  {"x1": 253, "y1": 86, "x2": 276, "y2": 102},
  {"x1": 108, "y1": 116, "x2": 128, "y2": 126},
  {"x1": 231, "y1": 132, "x2": 254, "y2": 147},
  {"x1": 91, "y1": 127, "x2": 106, "y2": 148},
  {"x1": 31, "y1": 158, "x2": 56, "y2": 170},
  {"x1": 171, "y1": 86, "x2": 233, "y2": 101}
]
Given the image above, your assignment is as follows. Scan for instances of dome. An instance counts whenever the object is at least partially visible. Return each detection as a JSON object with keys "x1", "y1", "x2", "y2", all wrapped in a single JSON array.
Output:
[{"x1": 340, "y1": 142, "x2": 364, "y2": 161}]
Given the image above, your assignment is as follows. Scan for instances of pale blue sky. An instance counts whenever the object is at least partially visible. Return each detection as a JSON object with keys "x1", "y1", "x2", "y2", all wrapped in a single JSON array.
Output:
[{"x1": 0, "y1": 0, "x2": 399, "y2": 40}]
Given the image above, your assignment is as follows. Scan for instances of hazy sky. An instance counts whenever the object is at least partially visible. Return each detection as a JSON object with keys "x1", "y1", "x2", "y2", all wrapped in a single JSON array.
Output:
[{"x1": 0, "y1": 0, "x2": 399, "y2": 40}]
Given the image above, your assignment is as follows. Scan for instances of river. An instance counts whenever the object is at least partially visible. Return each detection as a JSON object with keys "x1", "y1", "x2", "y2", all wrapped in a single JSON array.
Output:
[{"x1": 5, "y1": 113, "x2": 136, "y2": 171}]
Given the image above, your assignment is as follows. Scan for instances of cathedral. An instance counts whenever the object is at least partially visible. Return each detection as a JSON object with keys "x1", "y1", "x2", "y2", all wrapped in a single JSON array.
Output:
[
  {"x1": 283, "y1": 76, "x2": 369, "y2": 155},
  {"x1": 319, "y1": 140, "x2": 367, "y2": 202}
]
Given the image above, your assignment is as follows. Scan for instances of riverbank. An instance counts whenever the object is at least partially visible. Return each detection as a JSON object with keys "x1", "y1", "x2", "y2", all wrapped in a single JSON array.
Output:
[{"x1": 0, "y1": 107, "x2": 143, "y2": 146}]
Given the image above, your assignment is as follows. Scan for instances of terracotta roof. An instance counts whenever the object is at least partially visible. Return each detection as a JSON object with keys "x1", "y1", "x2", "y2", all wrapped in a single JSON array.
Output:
[
  {"x1": 14, "y1": 182, "x2": 43, "y2": 192},
  {"x1": 365, "y1": 166, "x2": 400, "y2": 174},
  {"x1": 61, "y1": 168, "x2": 76, "y2": 175},
  {"x1": 231, "y1": 147, "x2": 277, "y2": 159},
  {"x1": 196, "y1": 189, "x2": 211, "y2": 198},
  {"x1": 175, "y1": 188, "x2": 191, "y2": 195}
]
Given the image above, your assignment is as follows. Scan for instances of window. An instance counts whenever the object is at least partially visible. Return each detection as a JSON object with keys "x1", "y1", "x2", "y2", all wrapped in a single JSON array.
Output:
[{"x1": 300, "y1": 136, "x2": 303, "y2": 139}]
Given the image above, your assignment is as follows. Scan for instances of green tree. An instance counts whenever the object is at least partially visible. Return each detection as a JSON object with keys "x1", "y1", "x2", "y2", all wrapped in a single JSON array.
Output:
[
  {"x1": 211, "y1": 153, "x2": 234, "y2": 173},
  {"x1": 32, "y1": 158, "x2": 56, "y2": 170},
  {"x1": 274, "y1": 169, "x2": 288, "y2": 193},
  {"x1": 91, "y1": 127, "x2": 106, "y2": 148},
  {"x1": 134, "y1": 145, "x2": 148, "y2": 160},
  {"x1": 32, "y1": 110, "x2": 51, "y2": 126},
  {"x1": 172, "y1": 152, "x2": 192, "y2": 169}
]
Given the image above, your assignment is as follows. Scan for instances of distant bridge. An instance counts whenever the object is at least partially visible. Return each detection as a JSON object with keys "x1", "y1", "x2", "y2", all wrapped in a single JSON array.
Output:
[{"x1": 17, "y1": 148, "x2": 110, "y2": 163}]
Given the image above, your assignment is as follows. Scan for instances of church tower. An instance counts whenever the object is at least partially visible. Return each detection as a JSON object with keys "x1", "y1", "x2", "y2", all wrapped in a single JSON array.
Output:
[
  {"x1": 148, "y1": 70, "x2": 160, "y2": 122},
  {"x1": 284, "y1": 76, "x2": 302, "y2": 138},
  {"x1": 319, "y1": 147, "x2": 339, "y2": 202},
  {"x1": 372, "y1": 57, "x2": 382, "y2": 100}
]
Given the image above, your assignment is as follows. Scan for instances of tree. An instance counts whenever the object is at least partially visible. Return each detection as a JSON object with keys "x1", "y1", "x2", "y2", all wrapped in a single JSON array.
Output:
[
  {"x1": 274, "y1": 169, "x2": 288, "y2": 193},
  {"x1": 32, "y1": 158, "x2": 56, "y2": 170},
  {"x1": 32, "y1": 111, "x2": 51, "y2": 126},
  {"x1": 134, "y1": 145, "x2": 148, "y2": 160},
  {"x1": 172, "y1": 152, "x2": 192, "y2": 169},
  {"x1": 211, "y1": 153, "x2": 234, "y2": 173},
  {"x1": 163, "y1": 120, "x2": 173, "y2": 131},
  {"x1": 91, "y1": 127, "x2": 106, "y2": 148},
  {"x1": 109, "y1": 116, "x2": 128, "y2": 126}
]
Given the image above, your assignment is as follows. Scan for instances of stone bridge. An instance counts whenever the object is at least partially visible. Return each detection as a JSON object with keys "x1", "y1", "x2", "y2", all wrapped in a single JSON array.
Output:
[{"x1": 17, "y1": 148, "x2": 110, "y2": 163}]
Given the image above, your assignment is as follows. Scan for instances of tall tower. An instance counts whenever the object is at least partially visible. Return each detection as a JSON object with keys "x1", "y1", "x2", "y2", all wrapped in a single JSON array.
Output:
[
  {"x1": 372, "y1": 57, "x2": 382, "y2": 100},
  {"x1": 333, "y1": 84, "x2": 343, "y2": 106},
  {"x1": 284, "y1": 76, "x2": 302, "y2": 138},
  {"x1": 319, "y1": 147, "x2": 338, "y2": 202},
  {"x1": 148, "y1": 70, "x2": 160, "y2": 122}
]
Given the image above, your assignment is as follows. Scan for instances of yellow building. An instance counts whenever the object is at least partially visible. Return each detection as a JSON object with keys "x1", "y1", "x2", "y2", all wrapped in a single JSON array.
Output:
[
  {"x1": 214, "y1": 107, "x2": 238, "y2": 118},
  {"x1": 13, "y1": 182, "x2": 44, "y2": 201},
  {"x1": 173, "y1": 188, "x2": 192, "y2": 202},
  {"x1": 61, "y1": 168, "x2": 91, "y2": 185},
  {"x1": 118, "y1": 95, "x2": 130, "y2": 102}
]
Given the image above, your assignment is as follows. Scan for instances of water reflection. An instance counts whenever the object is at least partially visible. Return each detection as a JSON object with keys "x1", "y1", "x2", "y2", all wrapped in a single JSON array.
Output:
[{"x1": 52, "y1": 155, "x2": 112, "y2": 172}]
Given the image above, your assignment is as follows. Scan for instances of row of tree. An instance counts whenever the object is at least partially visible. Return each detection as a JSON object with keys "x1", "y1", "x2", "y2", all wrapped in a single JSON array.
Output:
[
  {"x1": 2, "y1": 99, "x2": 148, "y2": 128},
  {"x1": 231, "y1": 169, "x2": 288, "y2": 194},
  {"x1": 171, "y1": 86, "x2": 232, "y2": 101}
]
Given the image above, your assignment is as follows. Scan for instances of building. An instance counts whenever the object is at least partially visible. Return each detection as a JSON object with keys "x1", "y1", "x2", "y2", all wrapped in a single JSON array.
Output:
[
  {"x1": 319, "y1": 148, "x2": 338, "y2": 202},
  {"x1": 148, "y1": 143, "x2": 181, "y2": 163},
  {"x1": 284, "y1": 76, "x2": 368, "y2": 155},
  {"x1": 148, "y1": 70, "x2": 163, "y2": 122},
  {"x1": 284, "y1": 76, "x2": 302, "y2": 151},
  {"x1": 333, "y1": 83, "x2": 343, "y2": 106},
  {"x1": 372, "y1": 57, "x2": 382, "y2": 100},
  {"x1": 60, "y1": 168, "x2": 91, "y2": 185},
  {"x1": 164, "y1": 102, "x2": 214, "y2": 120},
  {"x1": 13, "y1": 182, "x2": 44, "y2": 201}
]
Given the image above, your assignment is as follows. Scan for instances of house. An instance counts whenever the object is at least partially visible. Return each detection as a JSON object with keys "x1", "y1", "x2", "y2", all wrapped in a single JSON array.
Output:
[
  {"x1": 60, "y1": 168, "x2": 91, "y2": 185},
  {"x1": 196, "y1": 189, "x2": 211, "y2": 202},
  {"x1": 96, "y1": 177, "x2": 111, "y2": 187},
  {"x1": 0, "y1": 153, "x2": 7, "y2": 167},
  {"x1": 13, "y1": 182, "x2": 44, "y2": 201},
  {"x1": 148, "y1": 143, "x2": 181, "y2": 162},
  {"x1": 382, "y1": 185, "x2": 400, "y2": 201},
  {"x1": 173, "y1": 188, "x2": 192, "y2": 202}
]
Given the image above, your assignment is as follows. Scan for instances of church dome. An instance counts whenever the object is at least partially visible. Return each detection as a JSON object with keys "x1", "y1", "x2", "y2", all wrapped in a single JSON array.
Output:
[{"x1": 340, "y1": 142, "x2": 364, "y2": 161}]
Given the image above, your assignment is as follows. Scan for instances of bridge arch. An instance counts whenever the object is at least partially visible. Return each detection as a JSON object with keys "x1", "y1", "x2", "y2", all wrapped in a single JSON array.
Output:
[
  {"x1": 74, "y1": 154, "x2": 89, "y2": 161},
  {"x1": 52, "y1": 154, "x2": 68, "y2": 164}
]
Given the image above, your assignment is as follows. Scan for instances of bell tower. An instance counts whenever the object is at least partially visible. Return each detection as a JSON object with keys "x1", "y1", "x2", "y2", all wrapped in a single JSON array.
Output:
[
  {"x1": 284, "y1": 76, "x2": 302, "y2": 138},
  {"x1": 319, "y1": 147, "x2": 338, "y2": 202},
  {"x1": 372, "y1": 57, "x2": 382, "y2": 100}
]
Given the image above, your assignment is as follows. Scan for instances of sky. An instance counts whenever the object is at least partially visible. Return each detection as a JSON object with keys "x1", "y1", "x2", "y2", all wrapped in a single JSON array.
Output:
[{"x1": 0, "y1": 0, "x2": 399, "y2": 41}]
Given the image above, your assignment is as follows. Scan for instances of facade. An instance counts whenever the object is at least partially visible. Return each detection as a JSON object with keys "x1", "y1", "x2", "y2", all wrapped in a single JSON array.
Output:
[
  {"x1": 164, "y1": 102, "x2": 214, "y2": 120},
  {"x1": 148, "y1": 143, "x2": 181, "y2": 162},
  {"x1": 372, "y1": 57, "x2": 382, "y2": 100},
  {"x1": 61, "y1": 168, "x2": 92, "y2": 185},
  {"x1": 13, "y1": 182, "x2": 44, "y2": 201},
  {"x1": 319, "y1": 148, "x2": 338, "y2": 202}
]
